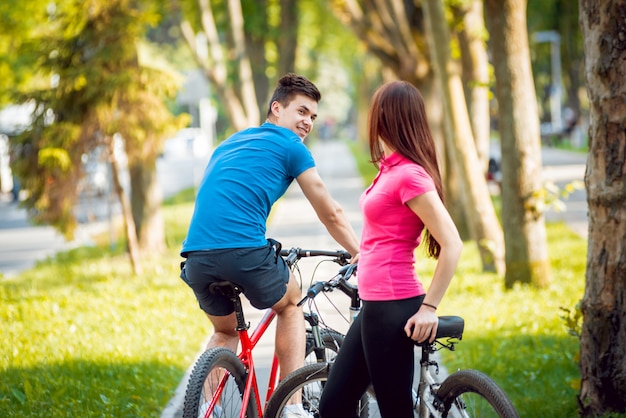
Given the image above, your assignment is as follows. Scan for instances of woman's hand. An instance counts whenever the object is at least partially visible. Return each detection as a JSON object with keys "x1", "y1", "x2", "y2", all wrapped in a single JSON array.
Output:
[{"x1": 404, "y1": 305, "x2": 438, "y2": 343}]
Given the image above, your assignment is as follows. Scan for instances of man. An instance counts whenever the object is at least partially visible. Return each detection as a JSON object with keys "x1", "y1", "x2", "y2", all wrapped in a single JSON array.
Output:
[{"x1": 180, "y1": 73, "x2": 360, "y2": 417}]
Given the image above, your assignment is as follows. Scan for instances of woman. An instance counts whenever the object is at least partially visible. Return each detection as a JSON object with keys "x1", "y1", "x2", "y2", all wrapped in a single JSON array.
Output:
[{"x1": 318, "y1": 81, "x2": 463, "y2": 417}]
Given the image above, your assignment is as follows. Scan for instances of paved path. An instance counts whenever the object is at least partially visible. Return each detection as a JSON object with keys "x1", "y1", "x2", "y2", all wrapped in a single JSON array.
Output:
[
  {"x1": 0, "y1": 195, "x2": 104, "y2": 277},
  {"x1": 540, "y1": 147, "x2": 588, "y2": 238},
  {"x1": 0, "y1": 150, "x2": 210, "y2": 278}
]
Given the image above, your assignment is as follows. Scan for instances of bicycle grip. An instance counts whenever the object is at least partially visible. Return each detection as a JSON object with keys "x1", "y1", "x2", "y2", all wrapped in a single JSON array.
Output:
[{"x1": 306, "y1": 281, "x2": 325, "y2": 298}]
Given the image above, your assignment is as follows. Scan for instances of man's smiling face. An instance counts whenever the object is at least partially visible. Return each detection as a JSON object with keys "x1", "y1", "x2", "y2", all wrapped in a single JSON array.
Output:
[{"x1": 270, "y1": 94, "x2": 318, "y2": 140}]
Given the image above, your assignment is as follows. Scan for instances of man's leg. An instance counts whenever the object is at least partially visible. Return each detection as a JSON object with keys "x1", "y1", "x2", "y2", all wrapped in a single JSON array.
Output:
[
  {"x1": 205, "y1": 312, "x2": 239, "y2": 353},
  {"x1": 200, "y1": 313, "x2": 239, "y2": 415},
  {"x1": 271, "y1": 272, "x2": 306, "y2": 379}
]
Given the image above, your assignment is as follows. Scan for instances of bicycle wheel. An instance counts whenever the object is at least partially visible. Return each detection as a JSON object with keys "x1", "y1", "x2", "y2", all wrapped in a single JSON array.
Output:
[
  {"x1": 183, "y1": 347, "x2": 258, "y2": 418},
  {"x1": 433, "y1": 369, "x2": 519, "y2": 418},
  {"x1": 305, "y1": 329, "x2": 344, "y2": 364},
  {"x1": 264, "y1": 363, "x2": 378, "y2": 418}
]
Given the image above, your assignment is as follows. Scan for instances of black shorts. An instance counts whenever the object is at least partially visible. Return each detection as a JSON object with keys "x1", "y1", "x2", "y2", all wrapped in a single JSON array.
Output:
[{"x1": 180, "y1": 241, "x2": 290, "y2": 316}]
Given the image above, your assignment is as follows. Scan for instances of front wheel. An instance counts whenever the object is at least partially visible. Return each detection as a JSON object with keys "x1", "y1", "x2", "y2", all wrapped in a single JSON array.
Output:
[
  {"x1": 434, "y1": 369, "x2": 519, "y2": 418},
  {"x1": 305, "y1": 329, "x2": 344, "y2": 364},
  {"x1": 264, "y1": 363, "x2": 376, "y2": 418},
  {"x1": 182, "y1": 347, "x2": 258, "y2": 418}
]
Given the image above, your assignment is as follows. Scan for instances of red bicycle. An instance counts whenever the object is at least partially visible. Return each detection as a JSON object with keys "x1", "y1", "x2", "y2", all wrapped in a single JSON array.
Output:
[{"x1": 181, "y1": 246, "x2": 357, "y2": 418}]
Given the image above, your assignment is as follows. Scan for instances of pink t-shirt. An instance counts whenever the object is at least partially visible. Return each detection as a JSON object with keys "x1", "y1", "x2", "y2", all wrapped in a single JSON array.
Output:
[{"x1": 357, "y1": 152, "x2": 436, "y2": 301}]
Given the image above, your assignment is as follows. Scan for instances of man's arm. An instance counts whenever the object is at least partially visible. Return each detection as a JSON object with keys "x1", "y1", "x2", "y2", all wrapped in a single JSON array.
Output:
[{"x1": 296, "y1": 167, "x2": 360, "y2": 257}]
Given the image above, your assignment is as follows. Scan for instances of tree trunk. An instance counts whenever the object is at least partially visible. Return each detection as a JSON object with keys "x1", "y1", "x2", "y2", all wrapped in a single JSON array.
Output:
[
  {"x1": 453, "y1": 0, "x2": 491, "y2": 171},
  {"x1": 107, "y1": 137, "x2": 142, "y2": 276},
  {"x1": 485, "y1": 0, "x2": 550, "y2": 288},
  {"x1": 277, "y1": 0, "x2": 298, "y2": 78},
  {"x1": 423, "y1": 0, "x2": 505, "y2": 275},
  {"x1": 331, "y1": 0, "x2": 430, "y2": 85},
  {"x1": 578, "y1": 0, "x2": 626, "y2": 415},
  {"x1": 227, "y1": 0, "x2": 259, "y2": 126},
  {"x1": 245, "y1": 0, "x2": 269, "y2": 118},
  {"x1": 129, "y1": 159, "x2": 165, "y2": 254},
  {"x1": 180, "y1": 0, "x2": 255, "y2": 132}
]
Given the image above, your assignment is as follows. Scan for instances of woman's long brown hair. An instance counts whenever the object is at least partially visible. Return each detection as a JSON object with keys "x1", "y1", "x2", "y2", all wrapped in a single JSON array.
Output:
[{"x1": 367, "y1": 81, "x2": 444, "y2": 258}]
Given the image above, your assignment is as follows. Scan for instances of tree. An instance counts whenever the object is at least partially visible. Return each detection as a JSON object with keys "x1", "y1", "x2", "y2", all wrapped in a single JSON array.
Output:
[
  {"x1": 578, "y1": 0, "x2": 626, "y2": 415},
  {"x1": 180, "y1": 0, "x2": 273, "y2": 132},
  {"x1": 450, "y1": 0, "x2": 491, "y2": 170},
  {"x1": 422, "y1": 0, "x2": 504, "y2": 274},
  {"x1": 10, "y1": 0, "x2": 187, "y2": 272},
  {"x1": 331, "y1": 0, "x2": 504, "y2": 273},
  {"x1": 485, "y1": 0, "x2": 551, "y2": 288},
  {"x1": 0, "y1": 0, "x2": 47, "y2": 106}
]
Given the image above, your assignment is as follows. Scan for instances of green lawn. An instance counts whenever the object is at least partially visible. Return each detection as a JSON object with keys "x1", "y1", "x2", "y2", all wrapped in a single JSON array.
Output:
[
  {"x1": 428, "y1": 223, "x2": 586, "y2": 417},
  {"x1": 0, "y1": 201, "x2": 203, "y2": 417},
  {"x1": 0, "y1": 185, "x2": 594, "y2": 417}
]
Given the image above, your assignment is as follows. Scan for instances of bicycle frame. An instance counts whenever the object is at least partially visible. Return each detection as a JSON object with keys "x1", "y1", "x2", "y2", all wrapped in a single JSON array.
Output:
[
  {"x1": 416, "y1": 344, "x2": 443, "y2": 417},
  {"x1": 207, "y1": 298, "x2": 280, "y2": 418}
]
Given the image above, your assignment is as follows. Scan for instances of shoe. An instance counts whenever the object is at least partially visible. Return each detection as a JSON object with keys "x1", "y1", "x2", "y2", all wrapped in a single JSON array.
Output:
[
  {"x1": 198, "y1": 402, "x2": 222, "y2": 418},
  {"x1": 282, "y1": 404, "x2": 313, "y2": 418}
]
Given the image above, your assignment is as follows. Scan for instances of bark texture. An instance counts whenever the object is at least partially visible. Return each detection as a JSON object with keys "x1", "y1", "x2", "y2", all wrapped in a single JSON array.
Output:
[
  {"x1": 578, "y1": 0, "x2": 626, "y2": 415},
  {"x1": 130, "y1": 161, "x2": 165, "y2": 254}
]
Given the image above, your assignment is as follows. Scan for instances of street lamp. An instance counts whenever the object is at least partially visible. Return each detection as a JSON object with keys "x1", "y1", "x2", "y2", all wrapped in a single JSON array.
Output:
[{"x1": 533, "y1": 30, "x2": 562, "y2": 134}]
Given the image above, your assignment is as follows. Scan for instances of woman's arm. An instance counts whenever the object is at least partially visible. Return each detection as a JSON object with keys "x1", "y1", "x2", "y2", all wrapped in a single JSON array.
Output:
[{"x1": 403, "y1": 190, "x2": 463, "y2": 343}]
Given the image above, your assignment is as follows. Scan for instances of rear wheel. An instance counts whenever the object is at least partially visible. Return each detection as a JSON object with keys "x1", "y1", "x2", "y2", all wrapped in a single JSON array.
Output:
[
  {"x1": 183, "y1": 347, "x2": 258, "y2": 418},
  {"x1": 434, "y1": 369, "x2": 519, "y2": 418}
]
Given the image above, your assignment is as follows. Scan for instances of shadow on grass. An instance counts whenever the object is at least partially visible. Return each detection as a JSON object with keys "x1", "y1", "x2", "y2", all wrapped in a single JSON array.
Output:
[
  {"x1": 442, "y1": 333, "x2": 581, "y2": 417},
  {"x1": 0, "y1": 359, "x2": 185, "y2": 417}
]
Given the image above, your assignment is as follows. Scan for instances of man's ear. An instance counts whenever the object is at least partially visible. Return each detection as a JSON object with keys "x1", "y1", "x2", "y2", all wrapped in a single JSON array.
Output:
[{"x1": 270, "y1": 101, "x2": 281, "y2": 118}]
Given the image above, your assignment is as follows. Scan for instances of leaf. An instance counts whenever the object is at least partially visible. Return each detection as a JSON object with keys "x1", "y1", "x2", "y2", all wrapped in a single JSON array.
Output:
[
  {"x1": 38, "y1": 147, "x2": 72, "y2": 171},
  {"x1": 11, "y1": 387, "x2": 26, "y2": 404}
]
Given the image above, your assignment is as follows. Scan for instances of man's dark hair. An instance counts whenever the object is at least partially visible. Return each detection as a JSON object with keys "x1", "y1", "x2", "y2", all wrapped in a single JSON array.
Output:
[{"x1": 266, "y1": 73, "x2": 321, "y2": 118}]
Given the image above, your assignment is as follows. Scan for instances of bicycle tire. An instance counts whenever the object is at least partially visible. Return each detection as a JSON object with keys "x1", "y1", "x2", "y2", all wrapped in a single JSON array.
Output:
[
  {"x1": 305, "y1": 329, "x2": 344, "y2": 364},
  {"x1": 182, "y1": 347, "x2": 258, "y2": 418},
  {"x1": 264, "y1": 362, "x2": 377, "y2": 418},
  {"x1": 434, "y1": 369, "x2": 519, "y2": 418}
]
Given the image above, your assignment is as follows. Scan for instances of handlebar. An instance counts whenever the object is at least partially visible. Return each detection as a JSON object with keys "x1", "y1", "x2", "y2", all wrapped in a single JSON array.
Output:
[
  {"x1": 276, "y1": 245, "x2": 359, "y2": 310},
  {"x1": 280, "y1": 247, "x2": 352, "y2": 267},
  {"x1": 306, "y1": 264, "x2": 358, "y2": 298},
  {"x1": 298, "y1": 263, "x2": 359, "y2": 309}
]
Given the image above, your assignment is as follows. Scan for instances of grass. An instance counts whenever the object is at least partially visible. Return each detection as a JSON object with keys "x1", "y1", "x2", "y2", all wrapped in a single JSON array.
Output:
[
  {"x1": 421, "y1": 223, "x2": 586, "y2": 417},
  {"x1": 0, "y1": 200, "x2": 203, "y2": 417},
  {"x1": 0, "y1": 147, "x2": 601, "y2": 417}
]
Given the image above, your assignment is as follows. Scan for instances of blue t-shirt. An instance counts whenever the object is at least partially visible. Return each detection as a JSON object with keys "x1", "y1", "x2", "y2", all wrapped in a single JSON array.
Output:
[{"x1": 181, "y1": 123, "x2": 315, "y2": 253}]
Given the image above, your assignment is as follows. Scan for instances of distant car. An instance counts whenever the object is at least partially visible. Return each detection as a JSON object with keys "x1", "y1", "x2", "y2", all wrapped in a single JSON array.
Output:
[
  {"x1": 487, "y1": 142, "x2": 502, "y2": 194},
  {"x1": 487, "y1": 157, "x2": 501, "y2": 181}
]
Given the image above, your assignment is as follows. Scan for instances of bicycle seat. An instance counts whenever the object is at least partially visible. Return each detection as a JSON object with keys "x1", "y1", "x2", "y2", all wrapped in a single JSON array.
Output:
[
  {"x1": 208, "y1": 281, "x2": 244, "y2": 298},
  {"x1": 415, "y1": 315, "x2": 464, "y2": 346}
]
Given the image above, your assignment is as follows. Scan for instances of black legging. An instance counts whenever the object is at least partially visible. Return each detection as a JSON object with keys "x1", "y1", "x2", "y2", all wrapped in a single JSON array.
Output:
[{"x1": 319, "y1": 295, "x2": 424, "y2": 418}]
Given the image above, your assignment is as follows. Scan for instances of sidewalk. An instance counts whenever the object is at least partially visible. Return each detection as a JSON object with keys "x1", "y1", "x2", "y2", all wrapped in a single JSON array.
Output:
[{"x1": 0, "y1": 194, "x2": 107, "y2": 277}]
